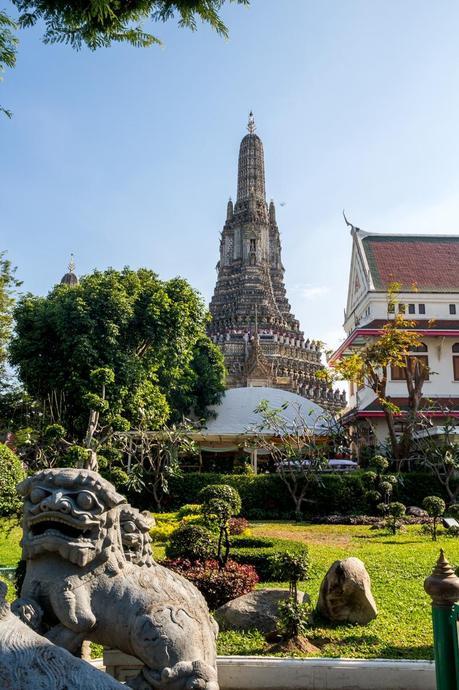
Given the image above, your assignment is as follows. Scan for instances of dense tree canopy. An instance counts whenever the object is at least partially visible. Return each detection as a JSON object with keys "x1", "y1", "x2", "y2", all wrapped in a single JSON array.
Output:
[
  {"x1": 0, "y1": 251, "x2": 20, "y2": 382},
  {"x1": 10, "y1": 267, "x2": 225, "y2": 438},
  {"x1": 11, "y1": 0, "x2": 249, "y2": 49},
  {"x1": 1, "y1": 0, "x2": 249, "y2": 113}
]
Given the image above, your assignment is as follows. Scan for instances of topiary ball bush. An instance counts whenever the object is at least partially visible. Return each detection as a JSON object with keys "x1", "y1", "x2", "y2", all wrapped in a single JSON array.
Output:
[
  {"x1": 0, "y1": 443, "x2": 25, "y2": 517},
  {"x1": 199, "y1": 484, "x2": 241, "y2": 516},
  {"x1": 166, "y1": 524, "x2": 216, "y2": 561}
]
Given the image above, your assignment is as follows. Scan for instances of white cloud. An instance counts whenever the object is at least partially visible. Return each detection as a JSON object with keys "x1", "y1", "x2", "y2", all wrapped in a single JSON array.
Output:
[{"x1": 292, "y1": 284, "x2": 331, "y2": 300}]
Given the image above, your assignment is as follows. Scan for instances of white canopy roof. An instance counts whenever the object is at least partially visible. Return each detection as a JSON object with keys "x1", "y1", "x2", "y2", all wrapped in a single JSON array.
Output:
[{"x1": 198, "y1": 387, "x2": 329, "y2": 438}]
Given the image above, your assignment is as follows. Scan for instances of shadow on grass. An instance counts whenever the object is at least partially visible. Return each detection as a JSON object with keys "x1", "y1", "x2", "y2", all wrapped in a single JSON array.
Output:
[
  {"x1": 352, "y1": 534, "x2": 422, "y2": 545},
  {"x1": 378, "y1": 643, "x2": 433, "y2": 660},
  {"x1": 309, "y1": 632, "x2": 380, "y2": 646}
]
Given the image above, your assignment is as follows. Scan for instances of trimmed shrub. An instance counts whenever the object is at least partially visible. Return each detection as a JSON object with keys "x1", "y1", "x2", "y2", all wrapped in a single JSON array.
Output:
[
  {"x1": 162, "y1": 558, "x2": 259, "y2": 609},
  {"x1": 422, "y1": 496, "x2": 446, "y2": 541},
  {"x1": 230, "y1": 535, "x2": 307, "y2": 581},
  {"x1": 199, "y1": 484, "x2": 241, "y2": 516},
  {"x1": 229, "y1": 517, "x2": 250, "y2": 535},
  {"x1": 166, "y1": 472, "x2": 447, "y2": 518},
  {"x1": 176, "y1": 504, "x2": 202, "y2": 518},
  {"x1": 150, "y1": 521, "x2": 177, "y2": 543},
  {"x1": 0, "y1": 444, "x2": 25, "y2": 517},
  {"x1": 166, "y1": 524, "x2": 216, "y2": 561}
]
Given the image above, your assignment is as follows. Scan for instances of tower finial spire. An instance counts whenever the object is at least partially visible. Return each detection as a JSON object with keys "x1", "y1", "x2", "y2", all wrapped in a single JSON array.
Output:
[
  {"x1": 68, "y1": 252, "x2": 76, "y2": 273},
  {"x1": 247, "y1": 111, "x2": 256, "y2": 134}
]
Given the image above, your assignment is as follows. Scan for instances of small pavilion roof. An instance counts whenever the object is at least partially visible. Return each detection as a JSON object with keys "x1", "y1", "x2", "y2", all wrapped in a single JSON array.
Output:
[{"x1": 196, "y1": 386, "x2": 330, "y2": 441}]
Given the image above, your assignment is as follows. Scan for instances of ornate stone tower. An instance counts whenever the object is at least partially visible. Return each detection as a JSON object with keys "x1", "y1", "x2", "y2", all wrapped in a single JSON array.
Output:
[{"x1": 208, "y1": 114, "x2": 345, "y2": 411}]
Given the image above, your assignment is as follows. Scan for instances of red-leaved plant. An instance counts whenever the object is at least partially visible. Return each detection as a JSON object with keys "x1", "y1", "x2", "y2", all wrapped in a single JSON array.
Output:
[{"x1": 162, "y1": 558, "x2": 259, "y2": 609}]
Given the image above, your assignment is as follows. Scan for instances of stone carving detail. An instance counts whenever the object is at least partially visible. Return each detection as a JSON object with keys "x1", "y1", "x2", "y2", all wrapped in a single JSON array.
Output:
[
  {"x1": 317, "y1": 557, "x2": 377, "y2": 625},
  {"x1": 0, "y1": 580, "x2": 125, "y2": 689},
  {"x1": 120, "y1": 506, "x2": 155, "y2": 567},
  {"x1": 16, "y1": 468, "x2": 219, "y2": 690}
]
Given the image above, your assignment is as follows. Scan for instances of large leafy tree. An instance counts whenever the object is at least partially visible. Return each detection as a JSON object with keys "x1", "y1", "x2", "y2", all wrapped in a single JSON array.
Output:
[
  {"x1": 12, "y1": 0, "x2": 249, "y2": 49},
  {"x1": 1, "y1": 1, "x2": 249, "y2": 113},
  {"x1": 9, "y1": 267, "x2": 225, "y2": 439},
  {"x1": 325, "y1": 287, "x2": 429, "y2": 466},
  {"x1": 0, "y1": 251, "x2": 20, "y2": 384},
  {"x1": 0, "y1": 11, "x2": 17, "y2": 117}
]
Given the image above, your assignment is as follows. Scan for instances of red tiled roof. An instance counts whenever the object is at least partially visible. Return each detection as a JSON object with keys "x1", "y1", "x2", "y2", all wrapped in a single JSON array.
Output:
[
  {"x1": 361, "y1": 397, "x2": 459, "y2": 413},
  {"x1": 359, "y1": 319, "x2": 459, "y2": 330},
  {"x1": 362, "y1": 235, "x2": 459, "y2": 292},
  {"x1": 329, "y1": 319, "x2": 459, "y2": 363},
  {"x1": 342, "y1": 397, "x2": 459, "y2": 421}
]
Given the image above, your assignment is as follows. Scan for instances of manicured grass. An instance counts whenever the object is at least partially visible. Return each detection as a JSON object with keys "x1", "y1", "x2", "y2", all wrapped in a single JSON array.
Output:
[
  {"x1": 0, "y1": 519, "x2": 22, "y2": 567},
  {"x1": 217, "y1": 521, "x2": 459, "y2": 660},
  {"x1": 1, "y1": 516, "x2": 454, "y2": 660}
]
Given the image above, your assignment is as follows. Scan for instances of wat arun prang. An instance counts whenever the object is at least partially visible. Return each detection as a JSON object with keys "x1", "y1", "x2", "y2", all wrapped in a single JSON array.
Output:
[{"x1": 208, "y1": 114, "x2": 346, "y2": 412}]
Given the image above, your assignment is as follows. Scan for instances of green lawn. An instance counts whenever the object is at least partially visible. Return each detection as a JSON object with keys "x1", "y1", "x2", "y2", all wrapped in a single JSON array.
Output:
[
  {"x1": 217, "y1": 521, "x2": 459, "y2": 660},
  {"x1": 1, "y1": 517, "x2": 455, "y2": 660},
  {"x1": 0, "y1": 519, "x2": 22, "y2": 567}
]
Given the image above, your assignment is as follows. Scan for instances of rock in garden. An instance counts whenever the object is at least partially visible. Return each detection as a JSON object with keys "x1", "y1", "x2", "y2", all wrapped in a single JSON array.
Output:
[
  {"x1": 317, "y1": 557, "x2": 377, "y2": 625},
  {"x1": 406, "y1": 506, "x2": 428, "y2": 517},
  {"x1": 215, "y1": 588, "x2": 308, "y2": 633}
]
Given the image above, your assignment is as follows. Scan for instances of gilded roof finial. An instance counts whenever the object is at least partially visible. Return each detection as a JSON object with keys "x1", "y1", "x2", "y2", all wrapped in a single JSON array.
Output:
[
  {"x1": 247, "y1": 111, "x2": 256, "y2": 134},
  {"x1": 68, "y1": 253, "x2": 76, "y2": 273}
]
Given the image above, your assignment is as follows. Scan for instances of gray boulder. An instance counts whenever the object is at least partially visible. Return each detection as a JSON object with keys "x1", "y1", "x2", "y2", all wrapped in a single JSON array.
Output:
[
  {"x1": 317, "y1": 557, "x2": 377, "y2": 625},
  {"x1": 406, "y1": 506, "x2": 428, "y2": 517},
  {"x1": 215, "y1": 588, "x2": 308, "y2": 633}
]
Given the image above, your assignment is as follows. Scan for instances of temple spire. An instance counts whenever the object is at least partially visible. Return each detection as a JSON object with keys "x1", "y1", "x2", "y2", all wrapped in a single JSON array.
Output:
[
  {"x1": 237, "y1": 112, "x2": 266, "y2": 203},
  {"x1": 60, "y1": 253, "x2": 79, "y2": 286},
  {"x1": 247, "y1": 111, "x2": 256, "y2": 134}
]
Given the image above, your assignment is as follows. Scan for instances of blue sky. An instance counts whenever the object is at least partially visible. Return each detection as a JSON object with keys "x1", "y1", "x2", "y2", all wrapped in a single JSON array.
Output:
[{"x1": 2, "y1": 0, "x2": 459, "y2": 350}]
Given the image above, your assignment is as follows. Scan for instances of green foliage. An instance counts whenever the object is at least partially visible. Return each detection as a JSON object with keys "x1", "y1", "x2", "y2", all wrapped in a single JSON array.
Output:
[
  {"x1": 12, "y1": 0, "x2": 249, "y2": 49},
  {"x1": 150, "y1": 520, "x2": 177, "y2": 543},
  {"x1": 422, "y1": 495, "x2": 446, "y2": 541},
  {"x1": 199, "y1": 484, "x2": 241, "y2": 515},
  {"x1": 277, "y1": 598, "x2": 312, "y2": 639},
  {"x1": 0, "y1": 444, "x2": 25, "y2": 516},
  {"x1": 371, "y1": 455, "x2": 389, "y2": 473},
  {"x1": 0, "y1": 12, "x2": 18, "y2": 117},
  {"x1": 10, "y1": 268, "x2": 224, "y2": 438},
  {"x1": 0, "y1": 253, "x2": 20, "y2": 376},
  {"x1": 386, "y1": 501, "x2": 406, "y2": 535},
  {"x1": 200, "y1": 484, "x2": 241, "y2": 566},
  {"x1": 269, "y1": 550, "x2": 309, "y2": 593},
  {"x1": 166, "y1": 524, "x2": 216, "y2": 561},
  {"x1": 230, "y1": 535, "x2": 307, "y2": 581},
  {"x1": 176, "y1": 503, "x2": 202, "y2": 518},
  {"x1": 446, "y1": 504, "x2": 459, "y2": 518},
  {"x1": 422, "y1": 496, "x2": 446, "y2": 518}
]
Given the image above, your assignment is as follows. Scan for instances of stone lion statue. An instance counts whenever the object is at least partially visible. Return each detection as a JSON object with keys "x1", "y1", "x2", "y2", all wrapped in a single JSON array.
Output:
[
  {"x1": 120, "y1": 506, "x2": 155, "y2": 568},
  {"x1": 14, "y1": 468, "x2": 219, "y2": 690},
  {"x1": 0, "y1": 580, "x2": 125, "y2": 689}
]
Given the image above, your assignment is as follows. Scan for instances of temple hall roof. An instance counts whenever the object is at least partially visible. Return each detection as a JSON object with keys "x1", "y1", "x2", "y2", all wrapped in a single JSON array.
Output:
[
  {"x1": 359, "y1": 232, "x2": 459, "y2": 292},
  {"x1": 199, "y1": 386, "x2": 329, "y2": 437}
]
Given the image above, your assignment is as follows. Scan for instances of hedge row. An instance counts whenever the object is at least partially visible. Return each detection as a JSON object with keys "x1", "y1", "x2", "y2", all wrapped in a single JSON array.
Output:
[
  {"x1": 165, "y1": 471, "x2": 446, "y2": 517},
  {"x1": 230, "y1": 535, "x2": 307, "y2": 581}
]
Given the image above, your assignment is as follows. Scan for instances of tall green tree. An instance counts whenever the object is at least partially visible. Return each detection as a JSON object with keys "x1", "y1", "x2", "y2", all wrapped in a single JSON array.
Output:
[
  {"x1": 1, "y1": 1, "x2": 249, "y2": 114},
  {"x1": 9, "y1": 267, "x2": 225, "y2": 439},
  {"x1": 0, "y1": 11, "x2": 17, "y2": 117},
  {"x1": 0, "y1": 252, "x2": 20, "y2": 383},
  {"x1": 12, "y1": 0, "x2": 249, "y2": 49}
]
